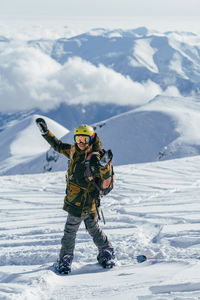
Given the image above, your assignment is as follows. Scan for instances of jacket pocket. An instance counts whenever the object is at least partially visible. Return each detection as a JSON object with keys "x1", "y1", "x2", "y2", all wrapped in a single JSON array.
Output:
[
  {"x1": 69, "y1": 182, "x2": 81, "y2": 194},
  {"x1": 66, "y1": 182, "x2": 81, "y2": 203}
]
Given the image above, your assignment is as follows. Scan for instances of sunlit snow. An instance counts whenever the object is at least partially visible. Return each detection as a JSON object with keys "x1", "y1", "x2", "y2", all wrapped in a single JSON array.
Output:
[{"x1": 0, "y1": 156, "x2": 200, "y2": 299}]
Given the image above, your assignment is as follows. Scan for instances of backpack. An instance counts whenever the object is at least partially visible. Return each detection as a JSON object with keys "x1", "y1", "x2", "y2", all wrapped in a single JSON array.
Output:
[{"x1": 85, "y1": 149, "x2": 114, "y2": 196}]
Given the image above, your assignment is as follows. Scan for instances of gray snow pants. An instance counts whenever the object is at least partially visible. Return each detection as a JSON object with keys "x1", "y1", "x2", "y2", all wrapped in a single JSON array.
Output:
[{"x1": 59, "y1": 213, "x2": 113, "y2": 260}]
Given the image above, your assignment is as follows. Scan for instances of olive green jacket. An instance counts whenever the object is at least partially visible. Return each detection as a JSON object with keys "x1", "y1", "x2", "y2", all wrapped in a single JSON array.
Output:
[{"x1": 43, "y1": 130, "x2": 102, "y2": 217}]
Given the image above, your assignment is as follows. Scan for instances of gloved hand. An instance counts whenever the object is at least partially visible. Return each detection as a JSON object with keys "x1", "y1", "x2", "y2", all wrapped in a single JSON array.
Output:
[{"x1": 36, "y1": 118, "x2": 48, "y2": 135}]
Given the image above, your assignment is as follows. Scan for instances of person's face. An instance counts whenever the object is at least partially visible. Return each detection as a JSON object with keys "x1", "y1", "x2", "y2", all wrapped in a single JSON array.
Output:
[{"x1": 75, "y1": 135, "x2": 90, "y2": 151}]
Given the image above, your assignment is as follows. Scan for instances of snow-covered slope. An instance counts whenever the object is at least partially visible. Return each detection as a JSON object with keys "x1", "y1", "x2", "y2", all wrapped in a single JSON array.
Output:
[
  {"x1": 0, "y1": 156, "x2": 200, "y2": 299},
  {"x1": 0, "y1": 115, "x2": 69, "y2": 175},
  {"x1": 5, "y1": 95, "x2": 200, "y2": 176},
  {"x1": 0, "y1": 103, "x2": 133, "y2": 134}
]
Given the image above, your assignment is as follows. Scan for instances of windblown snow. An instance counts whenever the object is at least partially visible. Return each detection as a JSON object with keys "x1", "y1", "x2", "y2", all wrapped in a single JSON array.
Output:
[{"x1": 0, "y1": 156, "x2": 200, "y2": 299}]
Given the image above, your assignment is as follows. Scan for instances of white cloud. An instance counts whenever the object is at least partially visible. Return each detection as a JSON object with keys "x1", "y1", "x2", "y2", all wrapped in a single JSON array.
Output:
[
  {"x1": 0, "y1": 45, "x2": 62, "y2": 111},
  {"x1": 55, "y1": 57, "x2": 162, "y2": 106},
  {"x1": 163, "y1": 86, "x2": 181, "y2": 97},
  {"x1": 0, "y1": 44, "x2": 163, "y2": 112}
]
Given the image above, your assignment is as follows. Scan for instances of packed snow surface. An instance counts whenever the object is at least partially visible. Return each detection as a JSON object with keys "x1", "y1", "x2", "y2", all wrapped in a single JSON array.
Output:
[{"x1": 0, "y1": 156, "x2": 200, "y2": 299}]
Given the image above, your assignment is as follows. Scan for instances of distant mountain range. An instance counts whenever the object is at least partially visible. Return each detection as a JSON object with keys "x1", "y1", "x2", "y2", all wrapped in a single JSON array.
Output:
[
  {"x1": 28, "y1": 27, "x2": 200, "y2": 94},
  {"x1": 1, "y1": 27, "x2": 200, "y2": 133}
]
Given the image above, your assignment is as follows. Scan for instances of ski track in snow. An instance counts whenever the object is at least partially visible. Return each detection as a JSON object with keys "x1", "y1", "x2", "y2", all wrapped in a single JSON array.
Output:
[{"x1": 0, "y1": 157, "x2": 200, "y2": 299}]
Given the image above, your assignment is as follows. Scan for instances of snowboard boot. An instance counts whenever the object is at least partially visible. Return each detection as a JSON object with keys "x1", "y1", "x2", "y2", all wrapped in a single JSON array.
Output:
[
  {"x1": 58, "y1": 254, "x2": 73, "y2": 274},
  {"x1": 98, "y1": 248, "x2": 115, "y2": 269}
]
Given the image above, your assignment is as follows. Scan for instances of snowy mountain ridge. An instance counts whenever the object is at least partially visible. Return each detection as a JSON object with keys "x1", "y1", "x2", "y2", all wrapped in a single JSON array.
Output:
[{"x1": 1, "y1": 95, "x2": 200, "y2": 175}]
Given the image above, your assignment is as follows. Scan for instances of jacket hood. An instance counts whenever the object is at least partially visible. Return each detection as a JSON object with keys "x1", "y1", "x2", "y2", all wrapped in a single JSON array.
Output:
[{"x1": 92, "y1": 133, "x2": 102, "y2": 151}]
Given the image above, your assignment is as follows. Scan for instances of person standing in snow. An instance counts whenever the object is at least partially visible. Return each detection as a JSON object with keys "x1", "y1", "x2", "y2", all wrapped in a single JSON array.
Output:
[{"x1": 36, "y1": 118, "x2": 115, "y2": 274}]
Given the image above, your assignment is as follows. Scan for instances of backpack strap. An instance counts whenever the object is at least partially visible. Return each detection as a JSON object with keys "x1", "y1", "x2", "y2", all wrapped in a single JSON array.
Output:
[
  {"x1": 85, "y1": 151, "x2": 101, "y2": 191},
  {"x1": 85, "y1": 151, "x2": 105, "y2": 222}
]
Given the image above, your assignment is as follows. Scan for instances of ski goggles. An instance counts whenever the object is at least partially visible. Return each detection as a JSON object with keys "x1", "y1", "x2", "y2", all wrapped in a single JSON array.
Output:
[{"x1": 74, "y1": 135, "x2": 90, "y2": 144}]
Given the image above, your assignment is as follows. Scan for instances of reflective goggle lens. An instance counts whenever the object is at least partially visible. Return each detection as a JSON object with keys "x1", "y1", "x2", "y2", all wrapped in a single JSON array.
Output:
[{"x1": 75, "y1": 135, "x2": 90, "y2": 144}]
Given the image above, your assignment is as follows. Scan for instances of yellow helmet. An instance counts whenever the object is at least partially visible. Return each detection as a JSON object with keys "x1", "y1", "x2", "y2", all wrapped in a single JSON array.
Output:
[{"x1": 74, "y1": 124, "x2": 95, "y2": 140}]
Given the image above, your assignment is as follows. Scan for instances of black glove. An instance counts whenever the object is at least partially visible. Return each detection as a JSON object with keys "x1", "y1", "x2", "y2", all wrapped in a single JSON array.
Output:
[{"x1": 36, "y1": 118, "x2": 48, "y2": 135}]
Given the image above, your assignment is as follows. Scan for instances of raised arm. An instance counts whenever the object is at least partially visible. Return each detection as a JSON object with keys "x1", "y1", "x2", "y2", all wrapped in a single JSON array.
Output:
[{"x1": 36, "y1": 118, "x2": 71, "y2": 158}]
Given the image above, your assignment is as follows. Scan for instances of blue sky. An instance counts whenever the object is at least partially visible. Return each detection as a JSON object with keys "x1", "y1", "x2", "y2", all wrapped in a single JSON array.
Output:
[{"x1": 0, "y1": 0, "x2": 200, "y2": 17}]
